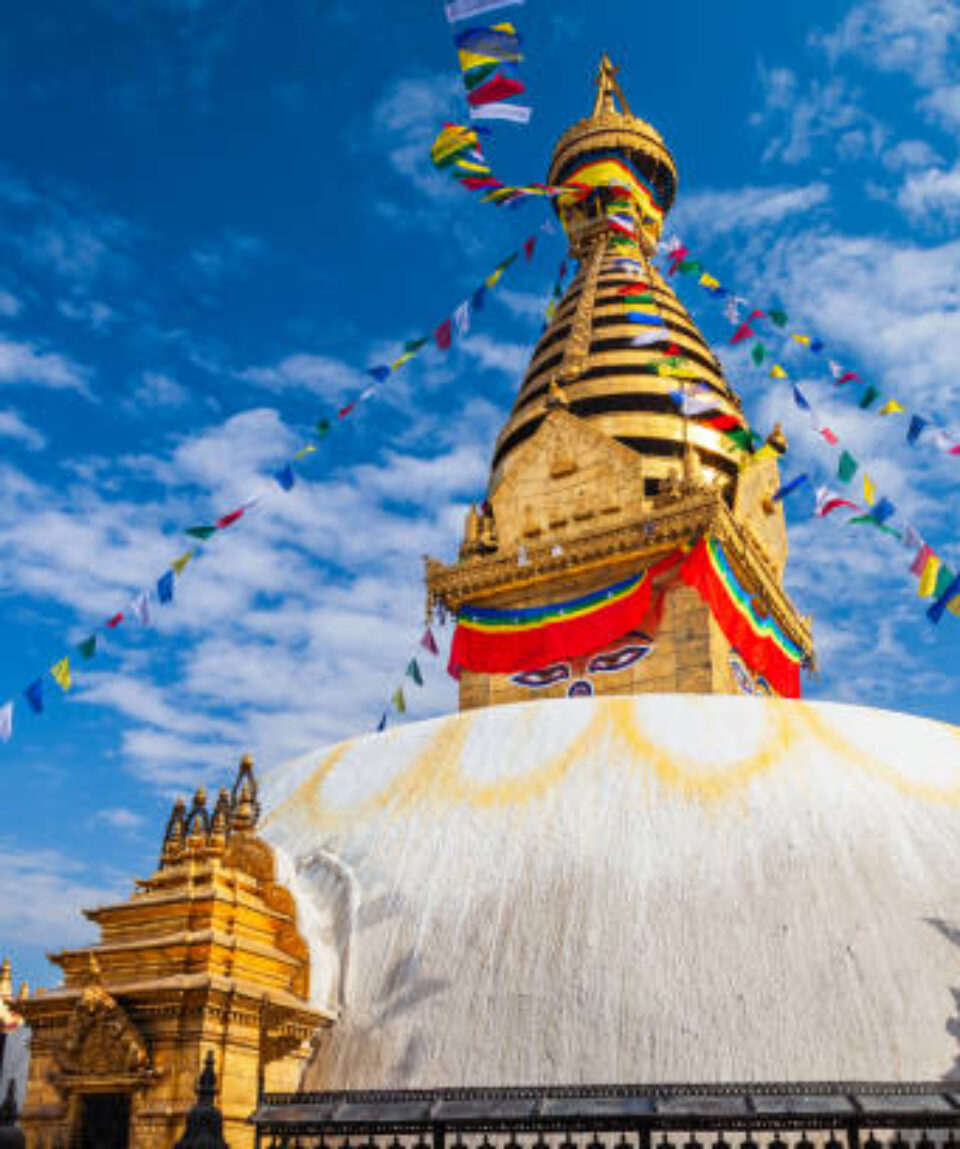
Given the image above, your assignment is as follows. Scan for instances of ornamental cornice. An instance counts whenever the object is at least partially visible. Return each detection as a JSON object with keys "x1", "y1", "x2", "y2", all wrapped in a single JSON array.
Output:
[{"x1": 426, "y1": 491, "x2": 813, "y2": 659}]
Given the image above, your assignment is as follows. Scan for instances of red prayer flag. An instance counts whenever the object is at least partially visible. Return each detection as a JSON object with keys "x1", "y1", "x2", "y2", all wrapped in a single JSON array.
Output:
[
  {"x1": 523, "y1": 237, "x2": 536, "y2": 261},
  {"x1": 459, "y1": 176, "x2": 502, "y2": 191},
  {"x1": 837, "y1": 371, "x2": 860, "y2": 385},
  {"x1": 664, "y1": 342, "x2": 682, "y2": 356},
  {"x1": 421, "y1": 628, "x2": 440, "y2": 656},
  {"x1": 730, "y1": 323, "x2": 755, "y2": 345},
  {"x1": 911, "y1": 544, "x2": 934, "y2": 576},
  {"x1": 106, "y1": 612, "x2": 124, "y2": 629},
  {"x1": 616, "y1": 282, "x2": 651, "y2": 294},
  {"x1": 819, "y1": 426, "x2": 839, "y2": 446},
  {"x1": 216, "y1": 507, "x2": 245, "y2": 529},
  {"x1": 467, "y1": 74, "x2": 526, "y2": 108},
  {"x1": 434, "y1": 318, "x2": 453, "y2": 351},
  {"x1": 338, "y1": 402, "x2": 356, "y2": 419},
  {"x1": 667, "y1": 246, "x2": 689, "y2": 275},
  {"x1": 747, "y1": 309, "x2": 766, "y2": 321}
]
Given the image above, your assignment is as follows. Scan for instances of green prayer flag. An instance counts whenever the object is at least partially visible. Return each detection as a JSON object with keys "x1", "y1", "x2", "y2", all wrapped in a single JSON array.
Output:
[
  {"x1": 392, "y1": 687, "x2": 406, "y2": 715},
  {"x1": 848, "y1": 516, "x2": 901, "y2": 537},
  {"x1": 186, "y1": 525, "x2": 217, "y2": 540},
  {"x1": 751, "y1": 343, "x2": 766, "y2": 365},
  {"x1": 316, "y1": 419, "x2": 331, "y2": 438},
  {"x1": 403, "y1": 337, "x2": 428, "y2": 354},
  {"x1": 622, "y1": 293, "x2": 655, "y2": 304},
  {"x1": 677, "y1": 260, "x2": 701, "y2": 275},
  {"x1": 406, "y1": 658, "x2": 424, "y2": 687},
  {"x1": 769, "y1": 309, "x2": 789, "y2": 327},
  {"x1": 859, "y1": 385, "x2": 880, "y2": 409},
  {"x1": 725, "y1": 426, "x2": 757, "y2": 451},
  {"x1": 77, "y1": 635, "x2": 97, "y2": 660},
  {"x1": 837, "y1": 451, "x2": 858, "y2": 483},
  {"x1": 935, "y1": 565, "x2": 956, "y2": 599}
]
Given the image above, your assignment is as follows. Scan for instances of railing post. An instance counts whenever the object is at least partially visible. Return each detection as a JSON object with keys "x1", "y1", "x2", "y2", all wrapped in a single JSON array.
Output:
[{"x1": 434, "y1": 1120, "x2": 446, "y2": 1149}]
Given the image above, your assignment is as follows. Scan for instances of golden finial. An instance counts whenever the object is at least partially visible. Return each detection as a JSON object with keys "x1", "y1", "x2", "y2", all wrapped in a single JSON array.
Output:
[
  {"x1": 592, "y1": 53, "x2": 632, "y2": 118},
  {"x1": 209, "y1": 789, "x2": 231, "y2": 850},
  {"x1": 765, "y1": 421, "x2": 788, "y2": 455},
  {"x1": 231, "y1": 754, "x2": 260, "y2": 826},
  {"x1": 160, "y1": 797, "x2": 187, "y2": 867},
  {"x1": 0, "y1": 958, "x2": 11, "y2": 998}
]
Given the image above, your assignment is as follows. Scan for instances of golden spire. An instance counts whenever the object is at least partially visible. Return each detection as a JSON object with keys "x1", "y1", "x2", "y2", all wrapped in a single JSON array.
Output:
[{"x1": 592, "y1": 53, "x2": 632, "y2": 117}]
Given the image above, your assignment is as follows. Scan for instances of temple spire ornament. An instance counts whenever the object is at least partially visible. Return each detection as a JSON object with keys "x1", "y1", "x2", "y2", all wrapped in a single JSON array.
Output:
[{"x1": 426, "y1": 56, "x2": 813, "y2": 707}]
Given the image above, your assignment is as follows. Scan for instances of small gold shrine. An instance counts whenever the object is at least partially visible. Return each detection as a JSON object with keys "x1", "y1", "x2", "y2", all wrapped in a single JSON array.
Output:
[{"x1": 18, "y1": 756, "x2": 332, "y2": 1149}]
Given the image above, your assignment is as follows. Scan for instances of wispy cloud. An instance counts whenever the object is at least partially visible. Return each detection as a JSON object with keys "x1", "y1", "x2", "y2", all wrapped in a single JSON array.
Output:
[
  {"x1": 0, "y1": 408, "x2": 45, "y2": 450},
  {"x1": 0, "y1": 337, "x2": 91, "y2": 395}
]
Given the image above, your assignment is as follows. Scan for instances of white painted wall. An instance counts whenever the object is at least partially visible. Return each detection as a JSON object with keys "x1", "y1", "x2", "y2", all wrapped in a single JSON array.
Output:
[{"x1": 261, "y1": 696, "x2": 960, "y2": 1088}]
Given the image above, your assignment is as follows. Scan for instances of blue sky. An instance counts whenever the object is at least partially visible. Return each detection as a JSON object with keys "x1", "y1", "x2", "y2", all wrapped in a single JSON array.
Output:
[{"x1": 2, "y1": 0, "x2": 960, "y2": 989}]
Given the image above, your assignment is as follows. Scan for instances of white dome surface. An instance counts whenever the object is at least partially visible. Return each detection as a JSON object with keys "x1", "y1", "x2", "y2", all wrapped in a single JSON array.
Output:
[{"x1": 260, "y1": 695, "x2": 960, "y2": 1089}]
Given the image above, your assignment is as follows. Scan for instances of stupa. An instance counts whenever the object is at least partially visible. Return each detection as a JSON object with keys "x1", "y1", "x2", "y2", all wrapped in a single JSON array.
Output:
[{"x1": 252, "y1": 58, "x2": 960, "y2": 1119}]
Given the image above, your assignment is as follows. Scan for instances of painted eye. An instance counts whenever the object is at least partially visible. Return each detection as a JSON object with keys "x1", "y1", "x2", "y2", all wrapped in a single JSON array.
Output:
[
  {"x1": 586, "y1": 642, "x2": 652, "y2": 674},
  {"x1": 511, "y1": 664, "x2": 571, "y2": 688},
  {"x1": 567, "y1": 680, "x2": 594, "y2": 697}
]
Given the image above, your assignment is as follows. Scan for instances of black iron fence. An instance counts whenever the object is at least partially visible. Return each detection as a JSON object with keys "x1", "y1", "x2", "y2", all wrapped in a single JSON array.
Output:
[{"x1": 250, "y1": 1083, "x2": 960, "y2": 1149}]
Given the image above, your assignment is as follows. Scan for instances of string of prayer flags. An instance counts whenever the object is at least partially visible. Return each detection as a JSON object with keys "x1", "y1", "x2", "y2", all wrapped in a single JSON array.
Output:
[{"x1": 668, "y1": 234, "x2": 960, "y2": 463}]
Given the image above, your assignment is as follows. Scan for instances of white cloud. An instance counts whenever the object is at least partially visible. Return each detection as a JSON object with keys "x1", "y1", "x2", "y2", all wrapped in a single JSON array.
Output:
[
  {"x1": 0, "y1": 408, "x2": 45, "y2": 450},
  {"x1": 882, "y1": 138, "x2": 943, "y2": 171},
  {"x1": 132, "y1": 370, "x2": 189, "y2": 408},
  {"x1": 919, "y1": 83, "x2": 960, "y2": 132},
  {"x1": 0, "y1": 844, "x2": 121, "y2": 947},
  {"x1": 673, "y1": 182, "x2": 831, "y2": 239},
  {"x1": 0, "y1": 289, "x2": 22, "y2": 317},
  {"x1": 816, "y1": 0, "x2": 960, "y2": 89},
  {"x1": 0, "y1": 337, "x2": 91, "y2": 394},
  {"x1": 92, "y1": 808, "x2": 145, "y2": 831},
  {"x1": 461, "y1": 333, "x2": 532, "y2": 378},
  {"x1": 896, "y1": 161, "x2": 960, "y2": 221},
  {"x1": 238, "y1": 352, "x2": 369, "y2": 399}
]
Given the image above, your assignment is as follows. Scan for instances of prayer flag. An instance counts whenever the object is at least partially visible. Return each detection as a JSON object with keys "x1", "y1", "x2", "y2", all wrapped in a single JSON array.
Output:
[
  {"x1": 879, "y1": 400, "x2": 905, "y2": 415},
  {"x1": 294, "y1": 445, "x2": 317, "y2": 460},
  {"x1": 0, "y1": 701, "x2": 11, "y2": 744},
  {"x1": 626, "y1": 312, "x2": 665, "y2": 327},
  {"x1": 769, "y1": 364, "x2": 788, "y2": 379},
  {"x1": 470, "y1": 102, "x2": 532, "y2": 123},
  {"x1": 677, "y1": 260, "x2": 701, "y2": 275},
  {"x1": 774, "y1": 474, "x2": 809, "y2": 502},
  {"x1": 421, "y1": 628, "x2": 439, "y2": 655},
  {"x1": 723, "y1": 298, "x2": 743, "y2": 325},
  {"x1": 837, "y1": 371, "x2": 860, "y2": 385},
  {"x1": 131, "y1": 590, "x2": 151, "y2": 626},
  {"x1": 524, "y1": 236, "x2": 535, "y2": 260},
  {"x1": 472, "y1": 286, "x2": 486, "y2": 311},
  {"x1": 392, "y1": 687, "x2": 406, "y2": 715},
  {"x1": 453, "y1": 300, "x2": 471, "y2": 337},
  {"x1": 616, "y1": 282, "x2": 651, "y2": 295},
  {"x1": 620, "y1": 291, "x2": 655, "y2": 304},
  {"x1": 670, "y1": 388, "x2": 717, "y2": 417},
  {"x1": 435, "y1": 318, "x2": 453, "y2": 350},
  {"x1": 24, "y1": 679, "x2": 43, "y2": 714},
  {"x1": 171, "y1": 550, "x2": 194, "y2": 576},
  {"x1": 871, "y1": 496, "x2": 896, "y2": 525},
  {"x1": 911, "y1": 543, "x2": 934, "y2": 576},
  {"x1": 829, "y1": 360, "x2": 843, "y2": 380},
  {"x1": 815, "y1": 487, "x2": 858, "y2": 517},
  {"x1": 50, "y1": 658, "x2": 71, "y2": 693},
  {"x1": 445, "y1": 0, "x2": 524, "y2": 22},
  {"x1": 769, "y1": 309, "x2": 788, "y2": 327},
  {"x1": 157, "y1": 570, "x2": 175, "y2": 604},
  {"x1": 216, "y1": 507, "x2": 245, "y2": 529},
  {"x1": 77, "y1": 635, "x2": 97, "y2": 660},
  {"x1": 863, "y1": 474, "x2": 876, "y2": 506},
  {"x1": 751, "y1": 344, "x2": 766, "y2": 365},
  {"x1": 907, "y1": 415, "x2": 928, "y2": 445},
  {"x1": 928, "y1": 571, "x2": 960, "y2": 624},
  {"x1": 406, "y1": 658, "x2": 424, "y2": 687},
  {"x1": 455, "y1": 24, "x2": 522, "y2": 60},
  {"x1": 368, "y1": 366, "x2": 390, "y2": 383},
  {"x1": 859, "y1": 386, "x2": 880, "y2": 409},
  {"x1": 377, "y1": 713, "x2": 387, "y2": 733},
  {"x1": 630, "y1": 331, "x2": 663, "y2": 348},
  {"x1": 919, "y1": 553, "x2": 943, "y2": 598},
  {"x1": 274, "y1": 464, "x2": 295, "y2": 492},
  {"x1": 818, "y1": 425, "x2": 839, "y2": 446},
  {"x1": 837, "y1": 451, "x2": 858, "y2": 483},
  {"x1": 106, "y1": 612, "x2": 124, "y2": 629},
  {"x1": 902, "y1": 524, "x2": 923, "y2": 554},
  {"x1": 338, "y1": 401, "x2": 356, "y2": 419},
  {"x1": 186, "y1": 526, "x2": 216, "y2": 540},
  {"x1": 793, "y1": 334, "x2": 811, "y2": 347},
  {"x1": 699, "y1": 273, "x2": 721, "y2": 291},
  {"x1": 809, "y1": 339, "x2": 824, "y2": 353},
  {"x1": 468, "y1": 73, "x2": 526, "y2": 109},
  {"x1": 791, "y1": 384, "x2": 811, "y2": 411}
]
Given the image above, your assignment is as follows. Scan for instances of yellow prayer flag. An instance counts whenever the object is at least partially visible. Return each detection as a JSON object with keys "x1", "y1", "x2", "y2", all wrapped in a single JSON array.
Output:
[
  {"x1": 294, "y1": 445, "x2": 317, "y2": 460},
  {"x1": 919, "y1": 555, "x2": 941, "y2": 599},
  {"x1": 792, "y1": 334, "x2": 811, "y2": 347},
  {"x1": 171, "y1": 549, "x2": 195, "y2": 576},
  {"x1": 863, "y1": 473, "x2": 876, "y2": 506},
  {"x1": 878, "y1": 400, "x2": 905, "y2": 415},
  {"x1": 699, "y1": 274, "x2": 720, "y2": 290},
  {"x1": 391, "y1": 351, "x2": 415, "y2": 371},
  {"x1": 51, "y1": 657, "x2": 72, "y2": 693},
  {"x1": 751, "y1": 444, "x2": 778, "y2": 464},
  {"x1": 485, "y1": 267, "x2": 505, "y2": 289},
  {"x1": 769, "y1": 365, "x2": 788, "y2": 379}
]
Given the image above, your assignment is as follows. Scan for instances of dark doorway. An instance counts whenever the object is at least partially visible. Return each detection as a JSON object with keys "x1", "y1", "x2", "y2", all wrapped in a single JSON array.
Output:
[{"x1": 78, "y1": 1092, "x2": 130, "y2": 1149}]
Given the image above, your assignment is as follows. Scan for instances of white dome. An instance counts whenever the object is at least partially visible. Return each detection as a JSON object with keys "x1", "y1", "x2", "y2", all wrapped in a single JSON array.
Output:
[{"x1": 261, "y1": 695, "x2": 960, "y2": 1088}]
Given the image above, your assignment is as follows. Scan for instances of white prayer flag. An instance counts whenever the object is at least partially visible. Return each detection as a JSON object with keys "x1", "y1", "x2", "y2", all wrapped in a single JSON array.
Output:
[
  {"x1": 470, "y1": 102, "x2": 532, "y2": 124},
  {"x1": 130, "y1": 590, "x2": 151, "y2": 626},
  {"x1": 0, "y1": 701, "x2": 12, "y2": 744},
  {"x1": 453, "y1": 301, "x2": 471, "y2": 338},
  {"x1": 446, "y1": 0, "x2": 524, "y2": 23}
]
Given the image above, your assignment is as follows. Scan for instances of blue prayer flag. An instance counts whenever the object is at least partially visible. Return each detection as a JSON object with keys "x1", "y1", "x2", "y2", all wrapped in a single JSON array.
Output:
[
  {"x1": 157, "y1": 570, "x2": 175, "y2": 604},
  {"x1": 274, "y1": 464, "x2": 295, "y2": 492},
  {"x1": 472, "y1": 286, "x2": 486, "y2": 311},
  {"x1": 368, "y1": 366, "x2": 391, "y2": 383},
  {"x1": 377, "y1": 712, "x2": 387, "y2": 732},
  {"x1": 871, "y1": 496, "x2": 896, "y2": 525},
  {"x1": 773, "y1": 473, "x2": 809, "y2": 502},
  {"x1": 928, "y1": 571, "x2": 960, "y2": 625},
  {"x1": 907, "y1": 415, "x2": 928, "y2": 445},
  {"x1": 791, "y1": 384, "x2": 811, "y2": 411},
  {"x1": 24, "y1": 679, "x2": 44, "y2": 714}
]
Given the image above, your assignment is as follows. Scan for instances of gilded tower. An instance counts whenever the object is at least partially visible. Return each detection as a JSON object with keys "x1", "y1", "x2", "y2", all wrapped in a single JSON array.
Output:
[{"x1": 427, "y1": 57, "x2": 814, "y2": 708}]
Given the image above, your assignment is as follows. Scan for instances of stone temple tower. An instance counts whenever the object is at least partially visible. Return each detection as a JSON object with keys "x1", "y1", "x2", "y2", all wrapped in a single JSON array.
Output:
[{"x1": 427, "y1": 56, "x2": 813, "y2": 710}]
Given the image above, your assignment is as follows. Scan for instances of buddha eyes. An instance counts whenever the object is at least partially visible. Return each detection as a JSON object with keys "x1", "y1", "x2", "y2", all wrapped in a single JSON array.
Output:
[{"x1": 511, "y1": 664, "x2": 572, "y2": 688}]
